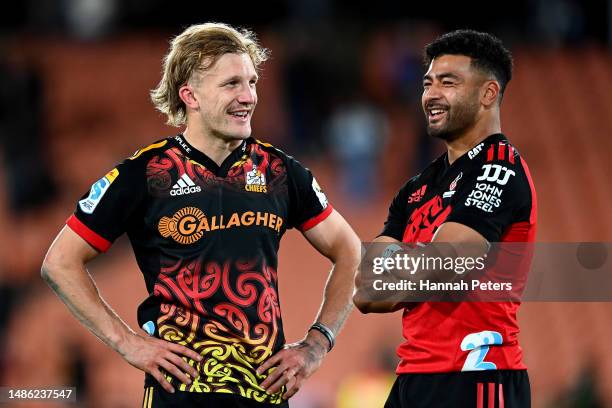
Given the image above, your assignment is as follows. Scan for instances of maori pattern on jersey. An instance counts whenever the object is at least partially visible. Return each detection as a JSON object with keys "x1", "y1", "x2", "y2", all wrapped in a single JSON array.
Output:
[
  {"x1": 145, "y1": 143, "x2": 288, "y2": 196},
  {"x1": 153, "y1": 257, "x2": 284, "y2": 404}
]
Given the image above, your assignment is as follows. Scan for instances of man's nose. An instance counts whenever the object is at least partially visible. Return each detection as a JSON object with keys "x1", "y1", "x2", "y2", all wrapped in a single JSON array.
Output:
[
  {"x1": 423, "y1": 85, "x2": 442, "y2": 106},
  {"x1": 237, "y1": 83, "x2": 256, "y2": 104}
]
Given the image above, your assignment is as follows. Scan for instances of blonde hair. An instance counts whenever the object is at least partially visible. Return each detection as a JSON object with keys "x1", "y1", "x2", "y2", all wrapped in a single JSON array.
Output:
[{"x1": 150, "y1": 22, "x2": 269, "y2": 127}]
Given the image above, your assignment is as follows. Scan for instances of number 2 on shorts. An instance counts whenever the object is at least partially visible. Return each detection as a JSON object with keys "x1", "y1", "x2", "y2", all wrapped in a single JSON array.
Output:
[{"x1": 460, "y1": 330, "x2": 503, "y2": 371}]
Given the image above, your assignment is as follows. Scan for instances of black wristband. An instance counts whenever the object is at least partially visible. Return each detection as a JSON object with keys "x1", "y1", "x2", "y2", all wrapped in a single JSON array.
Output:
[{"x1": 308, "y1": 322, "x2": 335, "y2": 352}]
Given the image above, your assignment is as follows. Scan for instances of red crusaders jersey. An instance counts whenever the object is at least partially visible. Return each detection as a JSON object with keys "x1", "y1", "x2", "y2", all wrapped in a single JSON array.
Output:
[
  {"x1": 67, "y1": 135, "x2": 332, "y2": 404},
  {"x1": 381, "y1": 133, "x2": 537, "y2": 373}
]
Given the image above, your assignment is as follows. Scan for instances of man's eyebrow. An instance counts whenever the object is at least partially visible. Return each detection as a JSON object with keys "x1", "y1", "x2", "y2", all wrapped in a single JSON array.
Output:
[
  {"x1": 221, "y1": 75, "x2": 241, "y2": 83},
  {"x1": 220, "y1": 74, "x2": 259, "y2": 83},
  {"x1": 423, "y1": 72, "x2": 461, "y2": 81}
]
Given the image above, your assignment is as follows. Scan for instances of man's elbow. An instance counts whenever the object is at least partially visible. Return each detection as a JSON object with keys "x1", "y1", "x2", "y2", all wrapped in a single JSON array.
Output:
[
  {"x1": 41, "y1": 248, "x2": 68, "y2": 286},
  {"x1": 353, "y1": 289, "x2": 407, "y2": 314},
  {"x1": 352, "y1": 291, "x2": 376, "y2": 314},
  {"x1": 330, "y1": 227, "x2": 359, "y2": 253},
  {"x1": 41, "y1": 255, "x2": 58, "y2": 285}
]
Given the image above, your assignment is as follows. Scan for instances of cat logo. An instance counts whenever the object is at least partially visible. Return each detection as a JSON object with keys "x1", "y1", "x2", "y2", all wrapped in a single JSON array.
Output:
[
  {"x1": 245, "y1": 164, "x2": 267, "y2": 193},
  {"x1": 468, "y1": 143, "x2": 484, "y2": 160}
]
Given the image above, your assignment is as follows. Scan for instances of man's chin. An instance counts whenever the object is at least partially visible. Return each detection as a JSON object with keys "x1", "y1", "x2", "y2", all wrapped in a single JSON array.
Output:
[
  {"x1": 234, "y1": 125, "x2": 252, "y2": 139},
  {"x1": 212, "y1": 131, "x2": 251, "y2": 143},
  {"x1": 427, "y1": 126, "x2": 452, "y2": 141},
  {"x1": 221, "y1": 127, "x2": 252, "y2": 140}
]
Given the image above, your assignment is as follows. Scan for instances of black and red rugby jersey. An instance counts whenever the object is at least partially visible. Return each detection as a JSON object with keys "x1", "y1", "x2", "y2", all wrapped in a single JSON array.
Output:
[
  {"x1": 67, "y1": 134, "x2": 332, "y2": 404},
  {"x1": 381, "y1": 133, "x2": 537, "y2": 373}
]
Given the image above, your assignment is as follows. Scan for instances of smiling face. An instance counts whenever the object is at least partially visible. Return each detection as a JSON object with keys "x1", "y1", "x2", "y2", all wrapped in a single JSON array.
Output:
[
  {"x1": 189, "y1": 52, "x2": 258, "y2": 141},
  {"x1": 422, "y1": 54, "x2": 485, "y2": 141}
]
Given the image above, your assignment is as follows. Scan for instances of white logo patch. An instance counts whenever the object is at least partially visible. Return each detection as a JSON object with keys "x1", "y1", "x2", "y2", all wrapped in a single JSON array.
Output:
[
  {"x1": 174, "y1": 135, "x2": 191, "y2": 153},
  {"x1": 170, "y1": 174, "x2": 201, "y2": 196},
  {"x1": 464, "y1": 182, "x2": 504, "y2": 213},
  {"x1": 443, "y1": 172, "x2": 463, "y2": 198},
  {"x1": 244, "y1": 165, "x2": 268, "y2": 193},
  {"x1": 476, "y1": 164, "x2": 515, "y2": 185},
  {"x1": 79, "y1": 168, "x2": 119, "y2": 214},
  {"x1": 468, "y1": 143, "x2": 484, "y2": 160},
  {"x1": 246, "y1": 165, "x2": 266, "y2": 186},
  {"x1": 312, "y1": 178, "x2": 328, "y2": 208}
]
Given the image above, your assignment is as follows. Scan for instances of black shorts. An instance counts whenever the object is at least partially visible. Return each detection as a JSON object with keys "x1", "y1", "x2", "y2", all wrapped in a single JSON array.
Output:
[
  {"x1": 384, "y1": 370, "x2": 530, "y2": 408},
  {"x1": 141, "y1": 385, "x2": 290, "y2": 408}
]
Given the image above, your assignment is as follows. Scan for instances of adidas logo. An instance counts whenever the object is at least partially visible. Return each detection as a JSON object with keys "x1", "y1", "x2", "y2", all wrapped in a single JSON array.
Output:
[
  {"x1": 170, "y1": 174, "x2": 202, "y2": 196},
  {"x1": 408, "y1": 185, "x2": 427, "y2": 203}
]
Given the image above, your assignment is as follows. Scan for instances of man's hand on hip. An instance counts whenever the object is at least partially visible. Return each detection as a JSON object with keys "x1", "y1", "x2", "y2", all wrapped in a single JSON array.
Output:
[
  {"x1": 118, "y1": 332, "x2": 202, "y2": 394},
  {"x1": 256, "y1": 333, "x2": 328, "y2": 399}
]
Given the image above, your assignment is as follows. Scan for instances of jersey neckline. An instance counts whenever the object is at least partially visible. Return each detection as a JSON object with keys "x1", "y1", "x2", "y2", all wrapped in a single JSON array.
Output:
[
  {"x1": 443, "y1": 133, "x2": 508, "y2": 170},
  {"x1": 170, "y1": 134, "x2": 251, "y2": 177}
]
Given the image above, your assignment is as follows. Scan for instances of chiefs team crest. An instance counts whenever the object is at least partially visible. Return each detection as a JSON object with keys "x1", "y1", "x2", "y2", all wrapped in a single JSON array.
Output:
[{"x1": 245, "y1": 164, "x2": 267, "y2": 193}]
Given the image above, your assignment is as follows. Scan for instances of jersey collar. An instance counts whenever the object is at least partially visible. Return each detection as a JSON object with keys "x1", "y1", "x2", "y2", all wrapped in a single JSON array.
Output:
[
  {"x1": 171, "y1": 134, "x2": 252, "y2": 176},
  {"x1": 444, "y1": 133, "x2": 508, "y2": 169}
]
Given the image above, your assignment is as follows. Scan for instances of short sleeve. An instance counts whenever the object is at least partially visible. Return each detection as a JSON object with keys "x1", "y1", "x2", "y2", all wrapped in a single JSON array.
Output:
[
  {"x1": 66, "y1": 159, "x2": 146, "y2": 252},
  {"x1": 285, "y1": 156, "x2": 333, "y2": 231},
  {"x1": 446, "y1": 159, "x2": 532, "y2": 243},
  {"x1": 379, "y1": 179, "x2": 413, "y2": 241}
]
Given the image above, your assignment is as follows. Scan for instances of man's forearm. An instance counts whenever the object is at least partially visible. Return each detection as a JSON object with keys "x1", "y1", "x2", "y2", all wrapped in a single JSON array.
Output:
[
  {"x1": 41, "y1": 263, "x2": 135, "y2": 354},
  {"x1": 256, "y1": 255, "x2": 358, "y2": 396},
  {"x1": 310, "y1": 259, "x2": 356, "y2": 339},
  {"x1": 299, "y1": 210, "x2": 361, "y2": 349}
]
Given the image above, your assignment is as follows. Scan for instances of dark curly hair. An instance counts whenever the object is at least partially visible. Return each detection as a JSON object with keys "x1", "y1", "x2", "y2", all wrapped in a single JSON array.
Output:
[{"x1": 424, "y1": 29, "x2": 513, "y2": 97}]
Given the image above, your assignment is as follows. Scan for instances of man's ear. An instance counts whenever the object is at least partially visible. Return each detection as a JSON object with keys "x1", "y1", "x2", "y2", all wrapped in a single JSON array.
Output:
[
  {"x1": 179, "y1": 84, "x2": 199, "y2": 110},
  {"x1": 481, "y1": 80, "x2": 500, "y2": 108}
]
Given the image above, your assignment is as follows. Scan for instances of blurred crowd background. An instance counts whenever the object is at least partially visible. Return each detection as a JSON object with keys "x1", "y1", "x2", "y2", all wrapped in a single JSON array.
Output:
[{"x1": 1, "y1": 0, "x2": 611, "y2": 407}]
